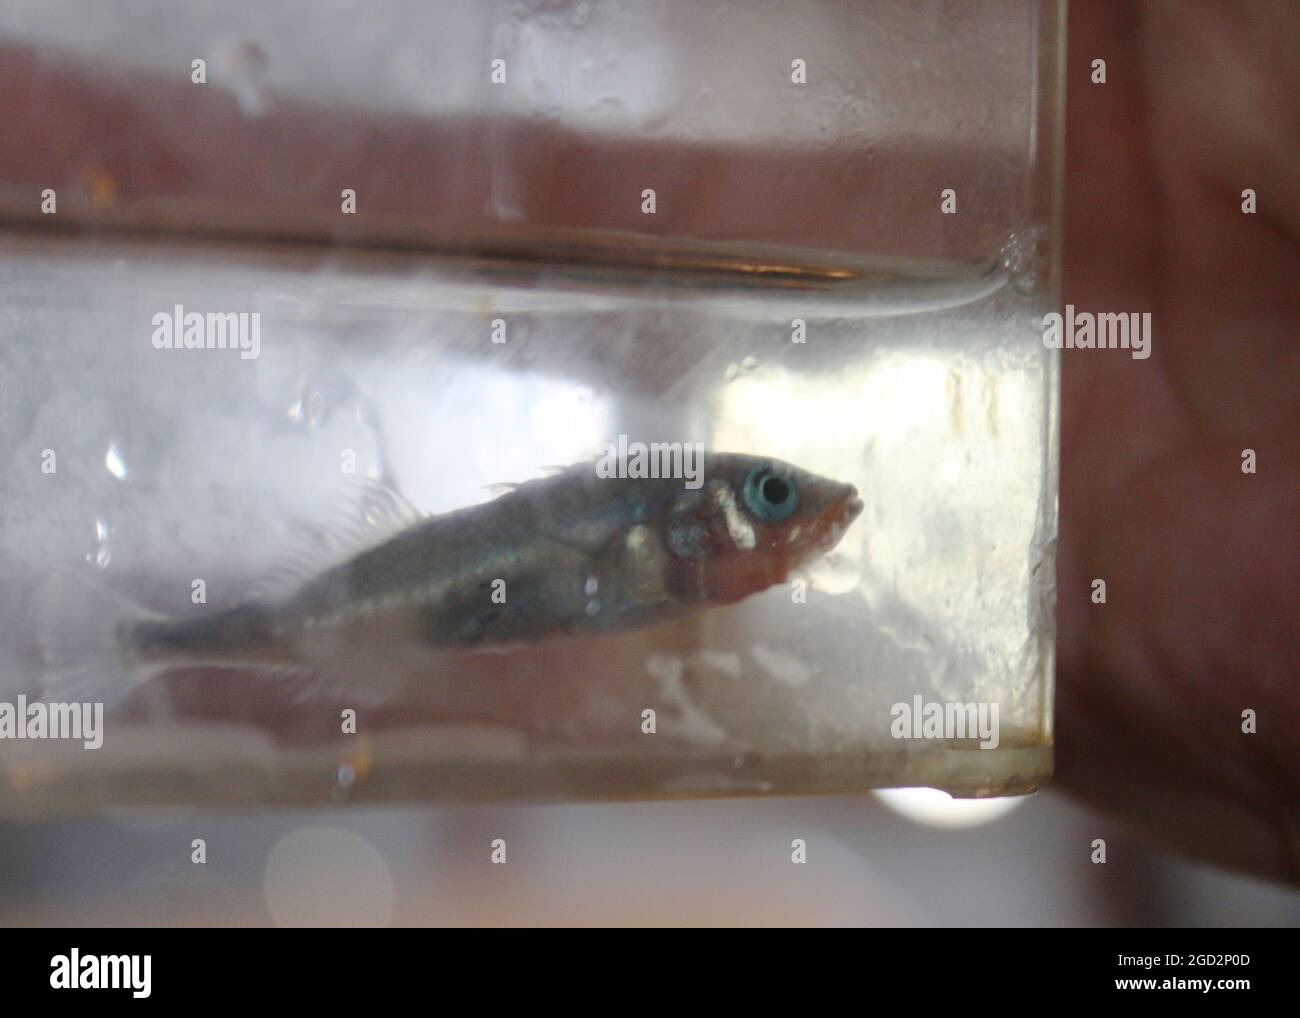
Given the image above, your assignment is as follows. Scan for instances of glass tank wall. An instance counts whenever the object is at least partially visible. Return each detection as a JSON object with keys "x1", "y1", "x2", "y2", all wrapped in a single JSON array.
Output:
[{"x1": 0, "y1": 0, "x2": 1063, "y2": 814}]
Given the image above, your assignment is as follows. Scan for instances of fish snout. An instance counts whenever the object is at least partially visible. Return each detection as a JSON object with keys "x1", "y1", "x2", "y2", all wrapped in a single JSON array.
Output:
[
  {"x1": 832, "y1": 481, "x2": 864, "y2": 525},
  {"x1": 843, "y1": 485, "x2": 864, "y2": 522},
  {"x1": 805, "y1": 479, "x2": 862, "y2": 551}
]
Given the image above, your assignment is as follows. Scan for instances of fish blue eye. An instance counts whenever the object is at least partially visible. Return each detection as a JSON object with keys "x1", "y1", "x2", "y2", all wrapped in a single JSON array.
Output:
[{"x1": 742, "y1": 465, "x2": 798, "y2": 522}]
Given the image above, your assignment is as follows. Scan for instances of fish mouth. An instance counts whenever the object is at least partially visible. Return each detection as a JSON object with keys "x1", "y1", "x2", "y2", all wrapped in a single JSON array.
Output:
[
  {"x1": 837, "y1": 482, "x2": 864, "y2": 524},
  {"x1": 810, "y1": 482, "x2": 862, "y2": 550}
]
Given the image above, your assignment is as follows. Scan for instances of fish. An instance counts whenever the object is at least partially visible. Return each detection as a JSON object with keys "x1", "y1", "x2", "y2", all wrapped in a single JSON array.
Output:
[{"x1": 38, "y1": 453, "x2": 862, "y2": 706}]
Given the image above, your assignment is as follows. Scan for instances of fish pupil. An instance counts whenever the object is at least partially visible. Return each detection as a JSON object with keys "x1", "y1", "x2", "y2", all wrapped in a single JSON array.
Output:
[
  {"x1": 761, "y1": 476, "x2": 790, "y2": 506},
  {"x1": 742, "y1": 465, "x2": 798, "y2": 522}
]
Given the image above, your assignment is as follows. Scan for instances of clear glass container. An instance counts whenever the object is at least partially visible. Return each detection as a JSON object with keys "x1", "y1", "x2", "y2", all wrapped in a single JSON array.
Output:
[{"x1": 0, "y1": 0, "x2": 1063, "y2": 815}]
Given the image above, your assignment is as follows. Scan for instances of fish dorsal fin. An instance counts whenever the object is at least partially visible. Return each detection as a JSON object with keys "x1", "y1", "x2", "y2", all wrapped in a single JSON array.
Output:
[
  {"x1": 246, "y1": 478, "x2": 425, "y2": 603},
  {"x1": 483, "y1": 463, "x2": 574, "y2": 496}
]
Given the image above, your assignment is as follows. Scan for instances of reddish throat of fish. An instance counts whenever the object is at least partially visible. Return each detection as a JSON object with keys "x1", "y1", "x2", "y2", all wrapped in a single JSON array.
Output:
[{"x1": 684, "y1": 470, "x2": 863, "y2": 607}]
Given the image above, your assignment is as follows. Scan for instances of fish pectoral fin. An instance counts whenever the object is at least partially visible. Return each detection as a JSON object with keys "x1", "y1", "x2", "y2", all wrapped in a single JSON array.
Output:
[{"x1": 666, "y1": 494, "x2": 717, "y2": 563}]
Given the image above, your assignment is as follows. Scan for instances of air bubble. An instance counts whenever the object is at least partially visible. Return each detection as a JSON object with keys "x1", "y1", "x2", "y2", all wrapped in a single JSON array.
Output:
[
  {"x1": 88, "y1": 518, "x2": 112, "y2": 569},
  {"x1": 999, "y1": 228, "x2": 1044, "y2": 297},
  {"x1": 104, "y1": 443, "x2": 128, "y2": 480},
  {"x1": 287, "y1": 387, "x2": 327, "y2": 427}
]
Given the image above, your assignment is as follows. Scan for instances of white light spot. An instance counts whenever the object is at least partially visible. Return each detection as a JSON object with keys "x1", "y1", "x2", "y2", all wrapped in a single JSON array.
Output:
[
  {"x1": 263, "y1": 826, "x2": 395, "y2": 927},
  {"x1": 873, "y1": 788, "x2": 1026, "y2": 829}
]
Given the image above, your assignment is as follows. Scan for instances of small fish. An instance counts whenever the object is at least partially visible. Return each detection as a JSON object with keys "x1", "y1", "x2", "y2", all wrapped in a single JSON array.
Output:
[{"x1": 38, "y1": 453, "x2": 862, "y2": 706}]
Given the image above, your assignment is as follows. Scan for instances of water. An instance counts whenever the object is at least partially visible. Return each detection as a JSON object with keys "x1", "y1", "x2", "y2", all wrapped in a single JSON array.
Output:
[{"x1": 0, "y1": 232, "x2": 1056, "y2": 815}]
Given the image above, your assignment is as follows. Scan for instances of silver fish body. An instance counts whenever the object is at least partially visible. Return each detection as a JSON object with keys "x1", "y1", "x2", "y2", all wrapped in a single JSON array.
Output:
[{"x1": 118, "y1": 453, "x2": 862, "y2": 678}]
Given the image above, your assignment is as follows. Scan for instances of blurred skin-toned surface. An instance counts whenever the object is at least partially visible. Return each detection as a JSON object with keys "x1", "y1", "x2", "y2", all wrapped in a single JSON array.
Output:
[
  {"x1": 0, "y1": 0, "x2": 1295, "y2": 889},
  {"x1": 1058, "y1": 0, "x2": 1300, "y2": 884}
]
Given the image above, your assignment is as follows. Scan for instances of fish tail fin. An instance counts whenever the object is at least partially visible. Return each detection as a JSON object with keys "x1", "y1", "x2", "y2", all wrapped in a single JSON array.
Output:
[{"x1": 36, "y1": 567, "x2": 166, "y2": 708}]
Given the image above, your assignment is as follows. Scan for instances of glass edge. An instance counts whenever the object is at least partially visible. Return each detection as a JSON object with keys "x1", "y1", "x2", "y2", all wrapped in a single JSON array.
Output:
[{"x1": 1034, "y1": 0, "x2": 1066, "y2": 759}]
